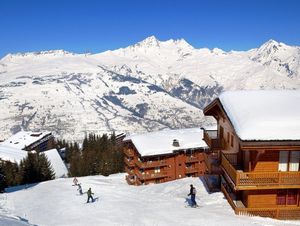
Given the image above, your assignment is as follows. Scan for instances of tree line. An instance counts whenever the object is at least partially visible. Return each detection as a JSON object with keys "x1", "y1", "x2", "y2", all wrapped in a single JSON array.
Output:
[
  {"x1": 55, "y1": 132, "x2": 124, "y2": 177},
  {"x1": 0, "y1": 132, "x2": 124, "y2": 191},
  {"x1": 0, "y1": 153, "x2": 55, "y2": 192}
]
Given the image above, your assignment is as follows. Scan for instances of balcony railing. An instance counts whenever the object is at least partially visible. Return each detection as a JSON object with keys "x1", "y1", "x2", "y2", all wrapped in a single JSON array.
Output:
[
  {"x1": 125, "y1": 166, "x2": 134, "y2": 175},
  {"x1": 124, "y1": 157, "x2": 135, "y2": 167},
  {"x1": 124, "y1": 148, "x2": 135, "y2": 157},
  {"x1": 135, "y1": 160, "x2": 168, "y2": 169},
  {"x1": 221, "y1": 184, "x2": 300, "y2": 219},
  {"x1": 203, "y1": 152, "x2": 221, "y2": 174},
  {"x1": 203, "y1": 130, "x2": 224, "y2": 150},
  {"x1": 135, "y1": 171, "x2": 168, "y2": 180},
  {"x1": 221, "y1": 153, "x2": 300, "y2": 189},
  {"x1": 125, "y1": 175, "x2": 135, "y2": 185},
  {"x1": 185, "y1": 156, "x2": 199, "y2": 163},
  {"x1": 185, "y1": 167, "x2": 199, "y2": 174}
]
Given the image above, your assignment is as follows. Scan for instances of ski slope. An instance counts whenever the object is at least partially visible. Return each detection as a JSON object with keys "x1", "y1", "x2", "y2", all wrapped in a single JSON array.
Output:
[{"x1": 0, "y1": 174, "x2": 299, "y2": 226}]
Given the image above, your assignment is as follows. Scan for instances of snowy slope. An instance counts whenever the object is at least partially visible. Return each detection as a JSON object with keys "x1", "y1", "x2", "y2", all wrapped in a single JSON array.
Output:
[
  {"x1": 1, "y1": 174, "x2": 299, "y2": 226},
  {"x1": 0, "y1": 37, "x2": 300, "y2": 141}
]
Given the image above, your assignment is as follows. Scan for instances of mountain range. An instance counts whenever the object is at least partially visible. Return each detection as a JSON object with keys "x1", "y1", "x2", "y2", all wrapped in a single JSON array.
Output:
[{"x1": 0, "y1": 36, "x2": 299, "y2": 141}]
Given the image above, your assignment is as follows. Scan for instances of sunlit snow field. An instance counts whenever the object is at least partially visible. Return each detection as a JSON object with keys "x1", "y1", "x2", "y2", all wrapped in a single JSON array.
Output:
[{"x1": 0, "y1": 174, "x2": 299, "y2": 226}]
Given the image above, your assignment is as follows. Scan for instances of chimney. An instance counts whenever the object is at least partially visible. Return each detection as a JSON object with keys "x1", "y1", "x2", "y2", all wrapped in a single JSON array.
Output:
[{"x1": 173, "y1": 139, "x2": 179, "y2": 147}]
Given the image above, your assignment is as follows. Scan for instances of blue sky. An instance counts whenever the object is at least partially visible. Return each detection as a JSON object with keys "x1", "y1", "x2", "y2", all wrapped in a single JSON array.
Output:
[{"x1": 0, "y1": 0, "x2": 299, "y2": 57}]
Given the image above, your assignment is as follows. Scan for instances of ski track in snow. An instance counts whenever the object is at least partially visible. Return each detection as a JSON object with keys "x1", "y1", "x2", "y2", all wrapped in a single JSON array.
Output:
[{"x1": 0, "y1": 174, "x2": 299, "y2": 226}]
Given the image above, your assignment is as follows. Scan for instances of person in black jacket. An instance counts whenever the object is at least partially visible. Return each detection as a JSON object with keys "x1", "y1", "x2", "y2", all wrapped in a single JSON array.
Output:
[{"x1": 188, "y1": 184, "x2": 198, "y2": 207}]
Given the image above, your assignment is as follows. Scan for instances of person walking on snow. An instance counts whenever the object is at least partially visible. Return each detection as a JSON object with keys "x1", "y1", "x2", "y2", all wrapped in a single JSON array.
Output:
[
  {"x1": 188, "y1": 184, "x2": 198, "y2": 207},
  {"x1": 86, "y1": 188, "x2": 94, "y2": 203},
  {"x1": 77, "y1": 183, "x2": 83, "y2": 195},
  {"x1": 73, "y1": 177, "x2": 78, "y2": 186}
]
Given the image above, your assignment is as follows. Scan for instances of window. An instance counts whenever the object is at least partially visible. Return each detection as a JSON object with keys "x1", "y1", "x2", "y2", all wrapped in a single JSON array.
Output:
[
  {"x1": 154, "y1": 167, "x2": 160, "y2": 173},
  {"x1": 230, "y1": 135, "x2": 234, "y2": 147},
  {"x1": 277, "y1": 190, "x2": 286, "y2": 205},
  {"x1": 289, "y1": 151, "x2": 300, "y2": 171},
  {"x1": 227, "y1": 132, "x2": 230, "y2": 143},
  {"x1": 277, "y1": 190, "x2": 298, "y2": 205},
  {"x1": 287, "y1": 190, "x2": 298, "y2": 205},
  {"x1": 279, "y1": 151, "x2": 300, "y2": 171}
]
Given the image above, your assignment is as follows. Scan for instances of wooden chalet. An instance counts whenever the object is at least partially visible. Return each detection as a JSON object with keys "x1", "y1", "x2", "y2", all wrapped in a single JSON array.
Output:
[
  {"x1": 123, "y1": 128, "x2": 208, "y2": 185},
  {"x1": 203, "y1": 90, "x2": 300, "y2": 219}
]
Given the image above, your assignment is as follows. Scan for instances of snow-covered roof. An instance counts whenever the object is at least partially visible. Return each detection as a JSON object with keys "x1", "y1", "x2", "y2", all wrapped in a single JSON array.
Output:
[
  {"x1": 0, "y1": 144, "x2": 28, "y2": 163},
  {"x1": 44, "y1": 149, "x2": 68, "y2": 178},
  {"x1": 124, "y1": 128, "x2": 208, "y2": 157},
  {"x1": 2, "y1": 131, "x2": 52, "y2": 149},
  {"x1": 219, "y1": 90, "x2": 300, "y2": 141}
]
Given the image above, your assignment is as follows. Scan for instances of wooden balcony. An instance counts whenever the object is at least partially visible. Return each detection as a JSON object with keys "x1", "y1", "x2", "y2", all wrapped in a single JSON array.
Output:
[
  {"x1": 203, "y1": 130, "x2": 224, "y2": 150},
  {"x1": 203, "y1": 152, "x2": 221, "y2": 174},
  {"x1": 221, "y1": 184, "x2": 300, "y2": 219},
  {"x1": 185, "y1": 156, "x2": 200, "y2": 163},
  {"x1": 135, "y1": 160, "x2": 168, "y2": 169},
  {"x1": 125, "y1": 166, "x2": 134, "y2": 175},
  {"x1": 125, "y1": 175, "x2": 135, "y2": 185},
  {"x1": 124, "y1": 148, "x2": 135, "y2": 157},
  {"x1": 221, "y1": 153, "x2": 300, "y2": 190},
  {"x1": 124, "y1": 157, "x2": 135, "y2": 167},
  {"x1": 135, "y1": 170, "x2": 168, "y2": 180},
  {"x1": 185, "y1": 167, "x2": 199, "y2": 174}
]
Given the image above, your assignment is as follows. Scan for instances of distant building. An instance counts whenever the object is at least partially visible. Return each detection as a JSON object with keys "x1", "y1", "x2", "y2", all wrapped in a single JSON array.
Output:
[
  {"x1": 2, "y1": 131, "x2": 54, "y2": 152},
  {"x1": 203, "y1": 90, "x2": 300, "y2": 220},
  {"x1": 123, "y1": 128, "x2": 208, "y2": 185},
  {"x1": 0, "y1": 145, "x2": 68, "y2": 178}
]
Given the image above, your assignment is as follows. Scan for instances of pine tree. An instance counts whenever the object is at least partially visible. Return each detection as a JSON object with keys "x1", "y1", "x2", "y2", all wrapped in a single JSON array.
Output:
[{"x1": 38, "y1": 153, "x2": 55, "y2": 181}]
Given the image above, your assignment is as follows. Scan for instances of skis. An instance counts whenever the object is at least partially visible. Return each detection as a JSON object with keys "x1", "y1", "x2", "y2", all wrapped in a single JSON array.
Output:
[
  {"x1": 85, "y1": 197, "x2": 99, "y2": 204},
  {"x1": 185, "y1": 205, "x2": 201, "y2": 208}
]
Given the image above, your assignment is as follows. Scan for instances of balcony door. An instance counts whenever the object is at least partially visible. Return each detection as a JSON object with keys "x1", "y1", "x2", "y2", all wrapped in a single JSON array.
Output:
[
  {"x1": 278, "y1": 151, "x2": 289, "y2": 172},
  {"x1": 278, "y1": 151, "x2": 300, "y2": 172},
  {"x1": 289, "y1": 151, "x2": 300, "y2": 171}
]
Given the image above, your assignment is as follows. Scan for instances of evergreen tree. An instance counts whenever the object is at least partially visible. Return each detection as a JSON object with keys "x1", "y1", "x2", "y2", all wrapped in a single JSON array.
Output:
[{"x1": 38, "y1": 153, "x2": 55, "y2": 181}]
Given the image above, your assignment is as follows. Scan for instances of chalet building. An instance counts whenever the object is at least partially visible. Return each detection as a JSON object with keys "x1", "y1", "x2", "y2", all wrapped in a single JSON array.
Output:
[
  {"x1": 203, "y1": 90, "x2": 300, "y2": 219},
  {"x1": 123, "y1": 128, "x2": 208, "y2": 185},
  {"x1": 1, "y1": 131, "x2": 54, "y2": 152}
]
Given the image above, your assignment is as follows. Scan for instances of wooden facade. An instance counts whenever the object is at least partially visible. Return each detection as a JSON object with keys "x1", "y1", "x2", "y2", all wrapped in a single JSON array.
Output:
[
  {"x1": 123, "y1": 140, "x2": 207, "y2": 185},
  {"x1": 203, "y1": 99, "x2": 300, "y2": 220}
]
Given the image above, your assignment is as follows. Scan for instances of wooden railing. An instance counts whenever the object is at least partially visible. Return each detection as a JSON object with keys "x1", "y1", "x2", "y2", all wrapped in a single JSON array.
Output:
[
  {"x1": 125, "y1": 175, "x2": 135, "y2": 185},
  {"x1": 123, "y1": 148, "x2": 135, "y2": 157},
  {"x1": 135, "y1": 171, "x2": 168, "y2": 180},
  {"x1": 203, "y1": 130, "x2": 224, "y2": 150},
  {"x1": 236, "y1": 207, "x2": 300, "y2": 219},
  {"x1": 185, "y1": 167, "x2": 199, "y2": 174},
  {"x1": 221, "y1": 153, "x2": 238, "y2": 184},
  {"x1": 135, "y1": 160, "x2": 168, "y2": 169},
  {"x1": 185, "y1": 156, "x2": 199, "y2": 163},
  {"x1": 221, "y1": 153, "x2": 300, "y2": 189},
  {"x1": 204, "y1": 152, "x2": 221, "y2": 174},
  {"x1": 125, "y1": 166, "x2": 134, "y2": 175},
  {"x1": 124, "y1": 157, "x2": 135, "y2": 167},
  {"x1": 221, "y1": 183, "x2": 300, "y2": 219}
]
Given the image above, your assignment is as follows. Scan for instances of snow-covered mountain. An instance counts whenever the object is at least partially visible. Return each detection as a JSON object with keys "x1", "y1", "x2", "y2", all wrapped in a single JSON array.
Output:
[{"x1": 0, "y1": 36, "x2": 300, "y2": 141}]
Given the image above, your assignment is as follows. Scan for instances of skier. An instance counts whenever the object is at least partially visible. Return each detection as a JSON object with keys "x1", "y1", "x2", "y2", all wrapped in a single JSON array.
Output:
[
  {"x1": 86, "y1": 188, "x2": 94, "y2": 203},
  {"x1": 73, "y1": 177, "x2": 78, "y2": 186},
  {"x1": 188, "y1": 184, "x2": 198, "y2": 207},
  {"x1": 77, "y1": 183, "x2": 83, "y2": 195}
]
